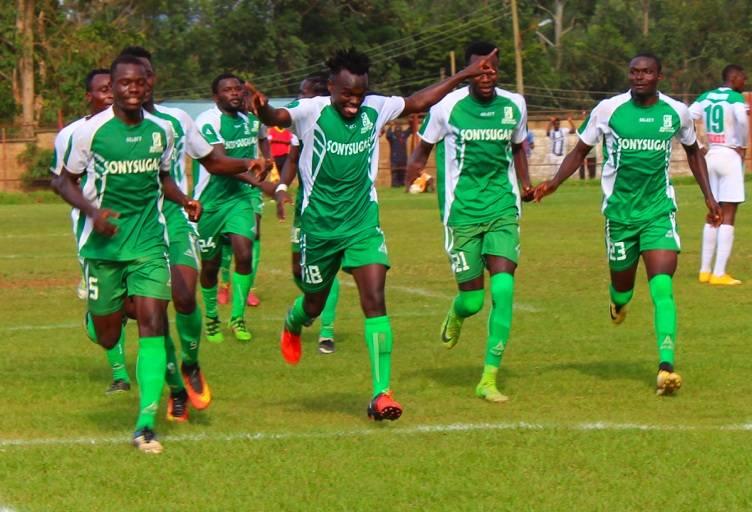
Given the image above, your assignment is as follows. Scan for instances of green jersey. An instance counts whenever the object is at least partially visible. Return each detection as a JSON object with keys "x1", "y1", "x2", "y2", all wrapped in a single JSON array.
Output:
[
  {"x1": 193, "y1": 106, "x2": 259, "y2": 209},
  {"x1": 419, "y1": 86, "x2": 527, "y2": 226},
  {"x1": 578, "y1": 92, "x2": 696, "y2": 223},
  {"x1": 689, "y1": 87, "x2": 749, "y2": 150},
  {"x1": 64, "y1": 106, "x2": 175, "y2": 261},
  {"x1": 283, "y1": 95, "x2": 405, "y2": 239}
]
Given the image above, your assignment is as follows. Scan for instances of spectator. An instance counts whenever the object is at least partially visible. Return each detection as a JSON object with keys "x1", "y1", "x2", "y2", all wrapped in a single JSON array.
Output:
[
  {"x1": 268, "y1": 126, "x2": 293, "y2": 173},
  {"x1": 523, "y1": 130, "x2": 535, "y2": 158},
  {"x1": 545, "y1": 115, "x2": 576, "y2": 176},
  {"x1": 385, "y1": 123, "x2": 410, "y2": 187}
]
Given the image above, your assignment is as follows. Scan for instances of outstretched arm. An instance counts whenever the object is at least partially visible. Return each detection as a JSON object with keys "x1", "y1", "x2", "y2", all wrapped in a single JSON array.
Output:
[
  {"x1": 245, "y1": 83, "x2": 292, "y2": 128},
  {"x1": 512, "y1": 142, "x2": 534, "y2": 202},
  {"x1": 401, "y1": 49, "x2": 498, "y2": 116},
  {"x1": 533, "y1": 139, "x2": 592, "y2": 201},
  {"x1": 684, "y1": 142, "x2": 722, "y2": 226},
  {"x1": 405, "y1": 140, "x2": 434, "y2": 192},
  {"x1": 198, "y1": 145, "x2": 264, "y2": 176}
]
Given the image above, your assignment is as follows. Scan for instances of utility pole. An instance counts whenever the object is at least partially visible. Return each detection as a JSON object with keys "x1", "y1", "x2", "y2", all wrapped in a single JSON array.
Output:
[
  {"x1": 449, "y1": 50, "x2": 456, "y2": 76},
  {"x1": 510, "y1": 0, "x2": 524, "y2": 94},
  {"x1": 17, "y1": 0, "x2": 35, "y2": 138}
]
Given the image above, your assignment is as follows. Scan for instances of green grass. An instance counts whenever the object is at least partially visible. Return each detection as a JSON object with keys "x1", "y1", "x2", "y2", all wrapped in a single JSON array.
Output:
[{"x1": 1, "y1": 184, "x2": 752, "y2": 511}]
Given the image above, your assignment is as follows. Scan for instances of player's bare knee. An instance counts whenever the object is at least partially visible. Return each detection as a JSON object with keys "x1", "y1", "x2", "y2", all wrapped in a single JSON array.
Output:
[
  {"x1": 360, "y1": 292, "x2": 386, "y2": 317},
  {"x1": 172, "y1": 292, "x2": 196, "y2": 314}
]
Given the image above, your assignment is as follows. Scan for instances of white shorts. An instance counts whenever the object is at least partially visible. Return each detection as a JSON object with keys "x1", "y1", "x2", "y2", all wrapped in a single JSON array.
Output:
[{"x1": 706, "y1": 147, "x2": 745, "y2": 203}]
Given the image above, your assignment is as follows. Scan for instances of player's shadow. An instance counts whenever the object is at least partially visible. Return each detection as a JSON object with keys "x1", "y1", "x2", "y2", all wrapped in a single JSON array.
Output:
[
  {"x1": 405, "y1": 365, "x2": 513, "y2": 389},
  {"x1": 543, "y1": 360, "x2": 653, "y2": 387}
]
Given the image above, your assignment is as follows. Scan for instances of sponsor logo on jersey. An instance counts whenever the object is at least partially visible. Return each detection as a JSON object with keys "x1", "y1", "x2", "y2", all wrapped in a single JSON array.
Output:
[
  {"x1": 326, "y1": 138, "x2": 371, "y2": 156},
  {"x1": 479, "y1": 111, "x2": 495, "y2": 117},
  {"x1": 638, "y1": 117, "x2": 655, "y2": 123},
  {"x1": 617, "y1": 138, "x2": 670, "y2": 151},
  {"x1": 708, "y1": 134, "x2": 726, "y2": 143},
  {"x1": 459, "y1": 128, "x2": 513, "y2": 141},
  {"x1": 224, "y1": 137, "x2": 255, "y2": 150},
  {"x1": 659, "y1": 115, "x2": 674, "y2": 133},
  {"x1": 126, "y1": 136, "x2": 143, "y2": 143},
  {"x1": 149, "y1": 132, "x2": 163, "y2": 153},
  {"x1": 360, "y1": 112, "x2": 374, "y2": 134},
  {"x1": 104, "y1": 157, "x2": 161, "y2": 174},
  {"x1": 707, "y1": 92, "x2": 729, "y2": 101}
]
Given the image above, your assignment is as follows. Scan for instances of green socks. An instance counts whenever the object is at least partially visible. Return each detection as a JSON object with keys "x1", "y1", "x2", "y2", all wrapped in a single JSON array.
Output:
[
  {"x1": 220, "y1": 242, "x2": 232, "y2": 284},
  {"x1": 201, "y1": 285, "x2": 218, "y2": 318},
  {"x1": 453, "y1": 289, "x2": 485, "y2": 318},
  {"x1": 135, "y1": 336, "x2": 166, "y2": 430},
  {"x1": 364, "y1": 315, "x2": 393, "y2": 397},
  {"x1": 176, "y1": 308, "x2": 202, "y2": 366},
  {"x1": 106, "y1": 328, "x2": 129, "y2": 383},
  {"x1": 485, "y1": 273, "x2": 514, "y2": 368},
  {"x1": 649, "y1": 274, "x2": 676, "y2": 366},
  {"x1": 250, "y1": 239, "x2": 261, "y2": 288},
  {"x1": 163, "y1": 330, "x2": 184, "y2": 393},
  {"x1": 609, "y1": 284, "x2": 634, "y2": 307},
  {"x1": 319, "y1": 277, "x2": 340, "y2": 339},
  {"x1": 285, "y1": 296, "x2": 313, "y2": 335},
  {"x1": 231, "y1": 271, "x2": 252, "y2": 319}
]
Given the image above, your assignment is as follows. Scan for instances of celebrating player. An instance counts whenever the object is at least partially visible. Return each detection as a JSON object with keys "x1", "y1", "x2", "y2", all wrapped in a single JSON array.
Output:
[
  {"x1": 194, "y1": 73, "x2": 264, "y2": 343},
  {"x1": 50, "y1": 69, "x2": 127, "y2": 393},
  {"x1": 56, "y1": 55, "x2": 197, "y2": 453},
  {"x1": 118, "y1": 47, "x2": 265, "y2": 421},
  {"x1": 406, "y1": 41, "x2": 533, "y2": 403},
  {"x1": 249, "y1": 47, "x2": 498, "y2": 420},
  {"x1": 534, "y1": 53, "x2": 722, "y2": 396},
  {"x1": 275, "y1": 73, "x2": 341, "y2": 354},
  {"x1": 689, "y1": 64, "x2": 749, "y2": 285}
]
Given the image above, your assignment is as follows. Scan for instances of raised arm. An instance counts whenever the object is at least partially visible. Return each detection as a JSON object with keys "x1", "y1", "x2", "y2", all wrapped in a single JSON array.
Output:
[
  {"x1": 684, "y1": 142, "x2": 722, "y2": 225},
  {"x1": 533, "y1": 139, "x2": 593, "y2": 201},
  {"x1": 246, "y1": 83, "x2": 292, "y2": 128},
  {"x1": 405, "y1": 140, "x2": 434, "y2": 192},
  {"x1": 401, "y1": 49, "x2": 498, "y2": 116}
]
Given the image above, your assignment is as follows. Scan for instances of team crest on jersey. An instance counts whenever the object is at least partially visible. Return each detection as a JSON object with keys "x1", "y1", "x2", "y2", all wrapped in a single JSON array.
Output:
[
  {"x1": 360, "y1": 112, "x2": 374, "y2": 134},
  {"x1": 659, "y1": 114, "x2": 674, "y2": 133},
  {"x1": 501, "y1": 106, "x2": 517, "y2": 125},
  {"x1": 243, "y1": 123, "x2": 251, "y2": 135},
  {"x1": 149, "y1": 132, "x2": 163, "y2": 153}
]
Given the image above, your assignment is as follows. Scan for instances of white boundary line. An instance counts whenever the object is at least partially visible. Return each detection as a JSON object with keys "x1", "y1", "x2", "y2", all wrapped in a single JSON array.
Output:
[{"x1": 2, "y1": 421, "x2": 751, "y2": 448}]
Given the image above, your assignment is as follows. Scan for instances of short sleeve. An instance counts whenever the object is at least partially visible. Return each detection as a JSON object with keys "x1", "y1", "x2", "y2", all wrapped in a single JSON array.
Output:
[
  {"x1": 198, "y1": 116, "x2": 223, "y2": 145},
  {"x1": 375, "y1": 96, "x2": 406, "y2": 129},
  {"x1": 258, "y1": 124, "x2": 268, "y2": 139},
  {"x1": 733, "y1": 102, "x2": 749, "y2": 147},
  {"x1": 282, "y1": 97, "x2": 327, "y2": 139},
  {"x1": 677, "y1": 104, "x2": 697, "y2": 146},
  {"x1": 64, "y1": 126, "x2": 93, "y2": 176},
  {"x1": 418, "y1": 105, "x2": 447, "y2": 145},
  {"x1": 577, "y1": 104, "x2": 604, "y2": 147},
  {"x1": 50, "y1": 130, "x2": 70, "y2": 175},
  {"x1": 159, "y1": 126, "x2": 176, "y2": 173},
  {"x1": 688, "y1": 100, "x2": 704, "y2": 120},
  {"x1": 511, "y1": 97, "x2": 528, "y2": 144},
  {"x1": 291, "y1": 134, "x2": 300, "y2": 147},
  {"x1": 183, "y1": 116, "x2": 213, "y2": 159}
]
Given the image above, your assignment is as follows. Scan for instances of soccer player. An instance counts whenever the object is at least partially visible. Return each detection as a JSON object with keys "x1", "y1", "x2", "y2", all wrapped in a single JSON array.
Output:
[
  {"x1": 689, "y1": 64, "x2": 748, "y2": 285},
  {"x1": 118, "y1": 47, "x2": 265, "y2": 421},
  {"x1": 406, "y1": 41, "x2": 533, "y2": 403},
  {"x1": 194, "y1": 73, "x2": 264, "y2": 343},
  {"x1": 56, "y1": 55, "x2": 198, "y2": 453},
  {"x1": 534, "y1": 53, "x2": 722, "y2": 396},
  {"x1": 249, "y1": 47, "x2": 498, "y2": 420},
  {"x1": 50, "y1": 69, "x2": 128, "y2": 394},
  {"x1": 275, "y1": 73, "x2": 340, "y2": 354}
]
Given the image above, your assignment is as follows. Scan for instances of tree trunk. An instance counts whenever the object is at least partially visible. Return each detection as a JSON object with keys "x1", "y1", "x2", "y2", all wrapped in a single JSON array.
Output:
[
  {"x1": 641, "y1": 0, "x2": 649, "y2": 37},
  {"x1": 16, "y1": 0, "x2": 35, "y2": 138},
  {"x1": 554, "y1": 0, "x2": 565, "y2": 70}
]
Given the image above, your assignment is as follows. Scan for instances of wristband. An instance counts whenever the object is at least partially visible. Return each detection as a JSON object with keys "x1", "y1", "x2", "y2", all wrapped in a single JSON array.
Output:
[{"x1": 275, "y1": 183, "x2": 288, "y2": 193}]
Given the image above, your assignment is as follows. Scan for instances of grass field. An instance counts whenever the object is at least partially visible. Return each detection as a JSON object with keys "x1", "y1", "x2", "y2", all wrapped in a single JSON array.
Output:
[{"x1": 1, "y1": 183, "x2": 752, "y2": 511}]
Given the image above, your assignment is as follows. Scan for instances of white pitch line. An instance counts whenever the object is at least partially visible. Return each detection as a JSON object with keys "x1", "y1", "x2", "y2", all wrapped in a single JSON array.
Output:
[{"x1": 1, "y1": 421, "x2": 751, "y2": 448}]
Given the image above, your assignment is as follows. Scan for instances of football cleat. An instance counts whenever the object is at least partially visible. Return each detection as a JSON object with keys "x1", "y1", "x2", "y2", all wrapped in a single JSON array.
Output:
[
  {"x1": 205, "y1": 316, "x2": 224, "y2": 344},
  {"x1": 280, "y1": 325, "x2": 302, "y2": 365},
  {"x1": 318, "y1": 337, "x2": 335, "y2": 354},
  {"x1": 698, "y1": 271, "x2": 711, "y2": 283},
  {"x1": 167, "y1": 390, "x2": 189, "y2": 422},
  {"x1": 656, "y1": 369, "x2": 682, "y2": 396},
  {"x1": 217, "y1": 283, "x2": 230, "y2": 305},
  {"x1": 367, "y1": 391, "x2": 403, "y2": 421},
  {"x1": 105, "y1": 379, "x2": 131, "y2": 395},
  {"x1": 246, "y1": 291, "x2": 261, "y2": 307},
  {"x1": 709, "y1": 274, "x2": 741, "y2": 286},
  {"x1": 229, "y1": 317, "x2": 252, "y2": 342},
  {"x1": 132, "y1": 427, "x2": 163, "y2": 454},
  {"x1": 440, "y1": 308, "x2": 464, "y2": 349},
  {"x1": 475, "y1": 381, "x2": 509, "y2": 403},
  {"x1": 609, "y1": 303, "x2": 627, "y2": 325},
  {"x1": 181, "y1": 363, "x2": 212, "y2": 410}
]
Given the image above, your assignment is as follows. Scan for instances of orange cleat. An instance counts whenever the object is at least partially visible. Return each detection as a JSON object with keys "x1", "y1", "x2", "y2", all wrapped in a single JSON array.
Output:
[
  {"x1": 280, "y1": 327, "x2": 302, "y2": 365},
  {"x1": 246, "y1": 291, "x2": 261, "y2": 307},
  {"x1": 181, "y1": 363, "x2": 212, "y2": 410},
  {"x1": 367, "y1": 391, "x2": 403, "y2": 421},
  {"x1": 167, "y1": 391, "x2": 189, "y2": 422}
]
